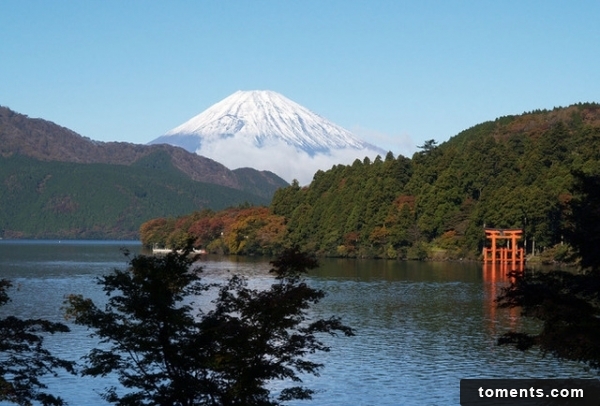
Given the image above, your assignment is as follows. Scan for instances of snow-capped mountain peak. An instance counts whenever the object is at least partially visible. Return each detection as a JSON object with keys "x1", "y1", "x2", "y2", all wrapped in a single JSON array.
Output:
[{"x1": 149, "y1": 90, "x2": 384, "y2": 183}]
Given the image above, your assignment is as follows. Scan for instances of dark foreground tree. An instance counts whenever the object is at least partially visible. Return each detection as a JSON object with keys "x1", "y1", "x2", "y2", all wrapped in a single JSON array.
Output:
[
  {"x1": 65, "y1": 247, "x2": 353, "y2": 405},
  {"x1": 0, "y1": 279, "x2": 75, "y2": 405},
  {"x1": 496, "y1": 172, "x2": 600, "y2": 369}
]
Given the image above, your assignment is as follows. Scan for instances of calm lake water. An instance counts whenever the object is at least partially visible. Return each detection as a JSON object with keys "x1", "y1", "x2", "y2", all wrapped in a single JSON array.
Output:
[{"x1": 0, "y1": 240, "x2": 596, "y2": 405}]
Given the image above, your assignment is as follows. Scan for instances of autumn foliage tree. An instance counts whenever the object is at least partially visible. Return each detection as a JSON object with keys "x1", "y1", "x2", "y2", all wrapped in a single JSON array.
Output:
[{"x1": 140, "y1": 207, "x2": 287, "y2": 256}]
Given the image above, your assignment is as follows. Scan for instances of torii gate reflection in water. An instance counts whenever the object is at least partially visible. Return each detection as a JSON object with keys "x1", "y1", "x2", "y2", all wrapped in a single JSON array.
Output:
[
  {"x1": 482, "y1": 228, "x2": 525, "y2": 272},
  {"x1": 482, "y1": 229, "x2": 523, "y2": 334}
]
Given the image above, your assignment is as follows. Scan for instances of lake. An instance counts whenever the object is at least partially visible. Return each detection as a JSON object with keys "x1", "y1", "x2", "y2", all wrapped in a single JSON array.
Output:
[{"x1": 0, "y1": 240, "x2": 595, "y2": 405}]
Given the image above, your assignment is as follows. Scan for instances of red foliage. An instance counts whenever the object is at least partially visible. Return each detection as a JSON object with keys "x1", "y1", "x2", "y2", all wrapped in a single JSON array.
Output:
[{"x1": 394, "y1": 195, "x2": 416, "y2": 209}]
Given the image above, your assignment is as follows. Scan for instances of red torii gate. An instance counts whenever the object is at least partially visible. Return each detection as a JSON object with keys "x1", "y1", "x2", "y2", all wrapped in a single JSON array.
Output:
[{"x1": 482, "y1": 228, "x2": 524, "y2": 269}]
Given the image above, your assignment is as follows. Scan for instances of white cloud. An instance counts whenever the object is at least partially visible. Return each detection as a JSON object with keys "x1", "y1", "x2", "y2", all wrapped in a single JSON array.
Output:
[
  {"x1": 196, "y1": 136, "x2": 380, "y2": 185},
  {"x1": 350, "y1": 125, "x2": 417, "y2": 159}
]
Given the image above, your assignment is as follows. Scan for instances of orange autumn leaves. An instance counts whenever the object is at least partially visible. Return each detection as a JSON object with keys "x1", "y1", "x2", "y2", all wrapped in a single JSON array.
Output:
[{"x1": 140, "y1": 207, "x2": 286, "y2": 255}]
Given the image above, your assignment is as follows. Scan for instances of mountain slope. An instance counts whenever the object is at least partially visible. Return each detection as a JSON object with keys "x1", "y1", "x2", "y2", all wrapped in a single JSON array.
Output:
[
  {"x1": 0, "y1": 105, "x2": 289, "y2": 239},
  {"x1": 0, "y1": 151, "x2": 269, "y2": 239},
  {"x1": 0, "y1": 106, "x2": 288, "y2": 199},
  {"x1": 151, "y1": 90, "x2": 379, "y2": 154},
  {"x1": 149, "y1": 90, "x2": 384, "y2": 183}
]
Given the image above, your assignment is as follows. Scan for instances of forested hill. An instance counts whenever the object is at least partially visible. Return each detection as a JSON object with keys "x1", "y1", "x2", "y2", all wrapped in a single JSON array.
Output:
[
  {"x1": 0, "y1": 106, "x2": 288, "y2": 239},
  {"x1": 140, "y1": 103, "x2": 600, "y2": 259},
  {"x1": 0, "y1": 106, "x2": 288, "y2": 199}
]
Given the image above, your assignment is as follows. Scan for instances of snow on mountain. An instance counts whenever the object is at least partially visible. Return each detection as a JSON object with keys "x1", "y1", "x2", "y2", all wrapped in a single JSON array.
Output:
[{"x1": 150, "y1": 90, "x2": 385, "y2": 184}]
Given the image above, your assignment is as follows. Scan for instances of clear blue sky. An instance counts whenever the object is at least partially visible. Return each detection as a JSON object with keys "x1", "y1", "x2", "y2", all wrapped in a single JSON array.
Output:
[{"x1": 2, "y1": 0, "x2": 599, "y2": 157}]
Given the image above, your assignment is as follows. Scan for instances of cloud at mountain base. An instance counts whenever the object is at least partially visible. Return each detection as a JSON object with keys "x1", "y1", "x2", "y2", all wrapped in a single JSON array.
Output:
[
  {"x1": 196, "y1": 136, "x2": 380, "y2": 185},
  {"x1": 351, "y1": 125, "x2": 417, "y2": 159}
]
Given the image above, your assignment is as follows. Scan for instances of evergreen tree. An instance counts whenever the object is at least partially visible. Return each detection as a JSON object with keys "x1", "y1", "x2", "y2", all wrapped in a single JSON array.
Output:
[{"x1": 497, "y1": 172, "x2": 600, "y2": 370}]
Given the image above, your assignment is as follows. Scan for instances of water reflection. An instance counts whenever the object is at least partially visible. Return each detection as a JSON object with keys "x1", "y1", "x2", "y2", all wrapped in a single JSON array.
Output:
[
  {"x1": 0, "y1": 243, "x2": 595, "y2": 406},
  {"x1": 482, "y1": 262, "x2": 521, "y2": 344}
]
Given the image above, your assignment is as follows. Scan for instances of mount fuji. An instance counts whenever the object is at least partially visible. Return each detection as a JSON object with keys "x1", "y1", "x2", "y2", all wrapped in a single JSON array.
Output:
[{"x1": 149, "y1": 90, "x2": 385, "y2": 183}]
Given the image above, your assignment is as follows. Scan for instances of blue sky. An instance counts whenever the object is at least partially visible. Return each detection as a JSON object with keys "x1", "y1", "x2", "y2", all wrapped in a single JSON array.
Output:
[{"x1": 2, "y1": 0, "x2": 599, "y2": 158}]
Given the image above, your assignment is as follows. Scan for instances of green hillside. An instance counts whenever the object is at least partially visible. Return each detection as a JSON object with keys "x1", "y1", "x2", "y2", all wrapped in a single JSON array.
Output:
[
  {"x1": 0, "y1": 151, "x2": 270, "y2": 239},
  {"x1": 141, "y1": 103, "x2": 600, "y2": 260},
  {"x1": 273, "y1": 103, "x2": 600, "y2": 258}
]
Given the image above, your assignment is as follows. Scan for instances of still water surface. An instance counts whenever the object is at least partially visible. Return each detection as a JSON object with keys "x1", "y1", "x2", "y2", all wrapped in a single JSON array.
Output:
[{"x1": 0, "y1": 240, "x2": 596, "y2": 405}]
